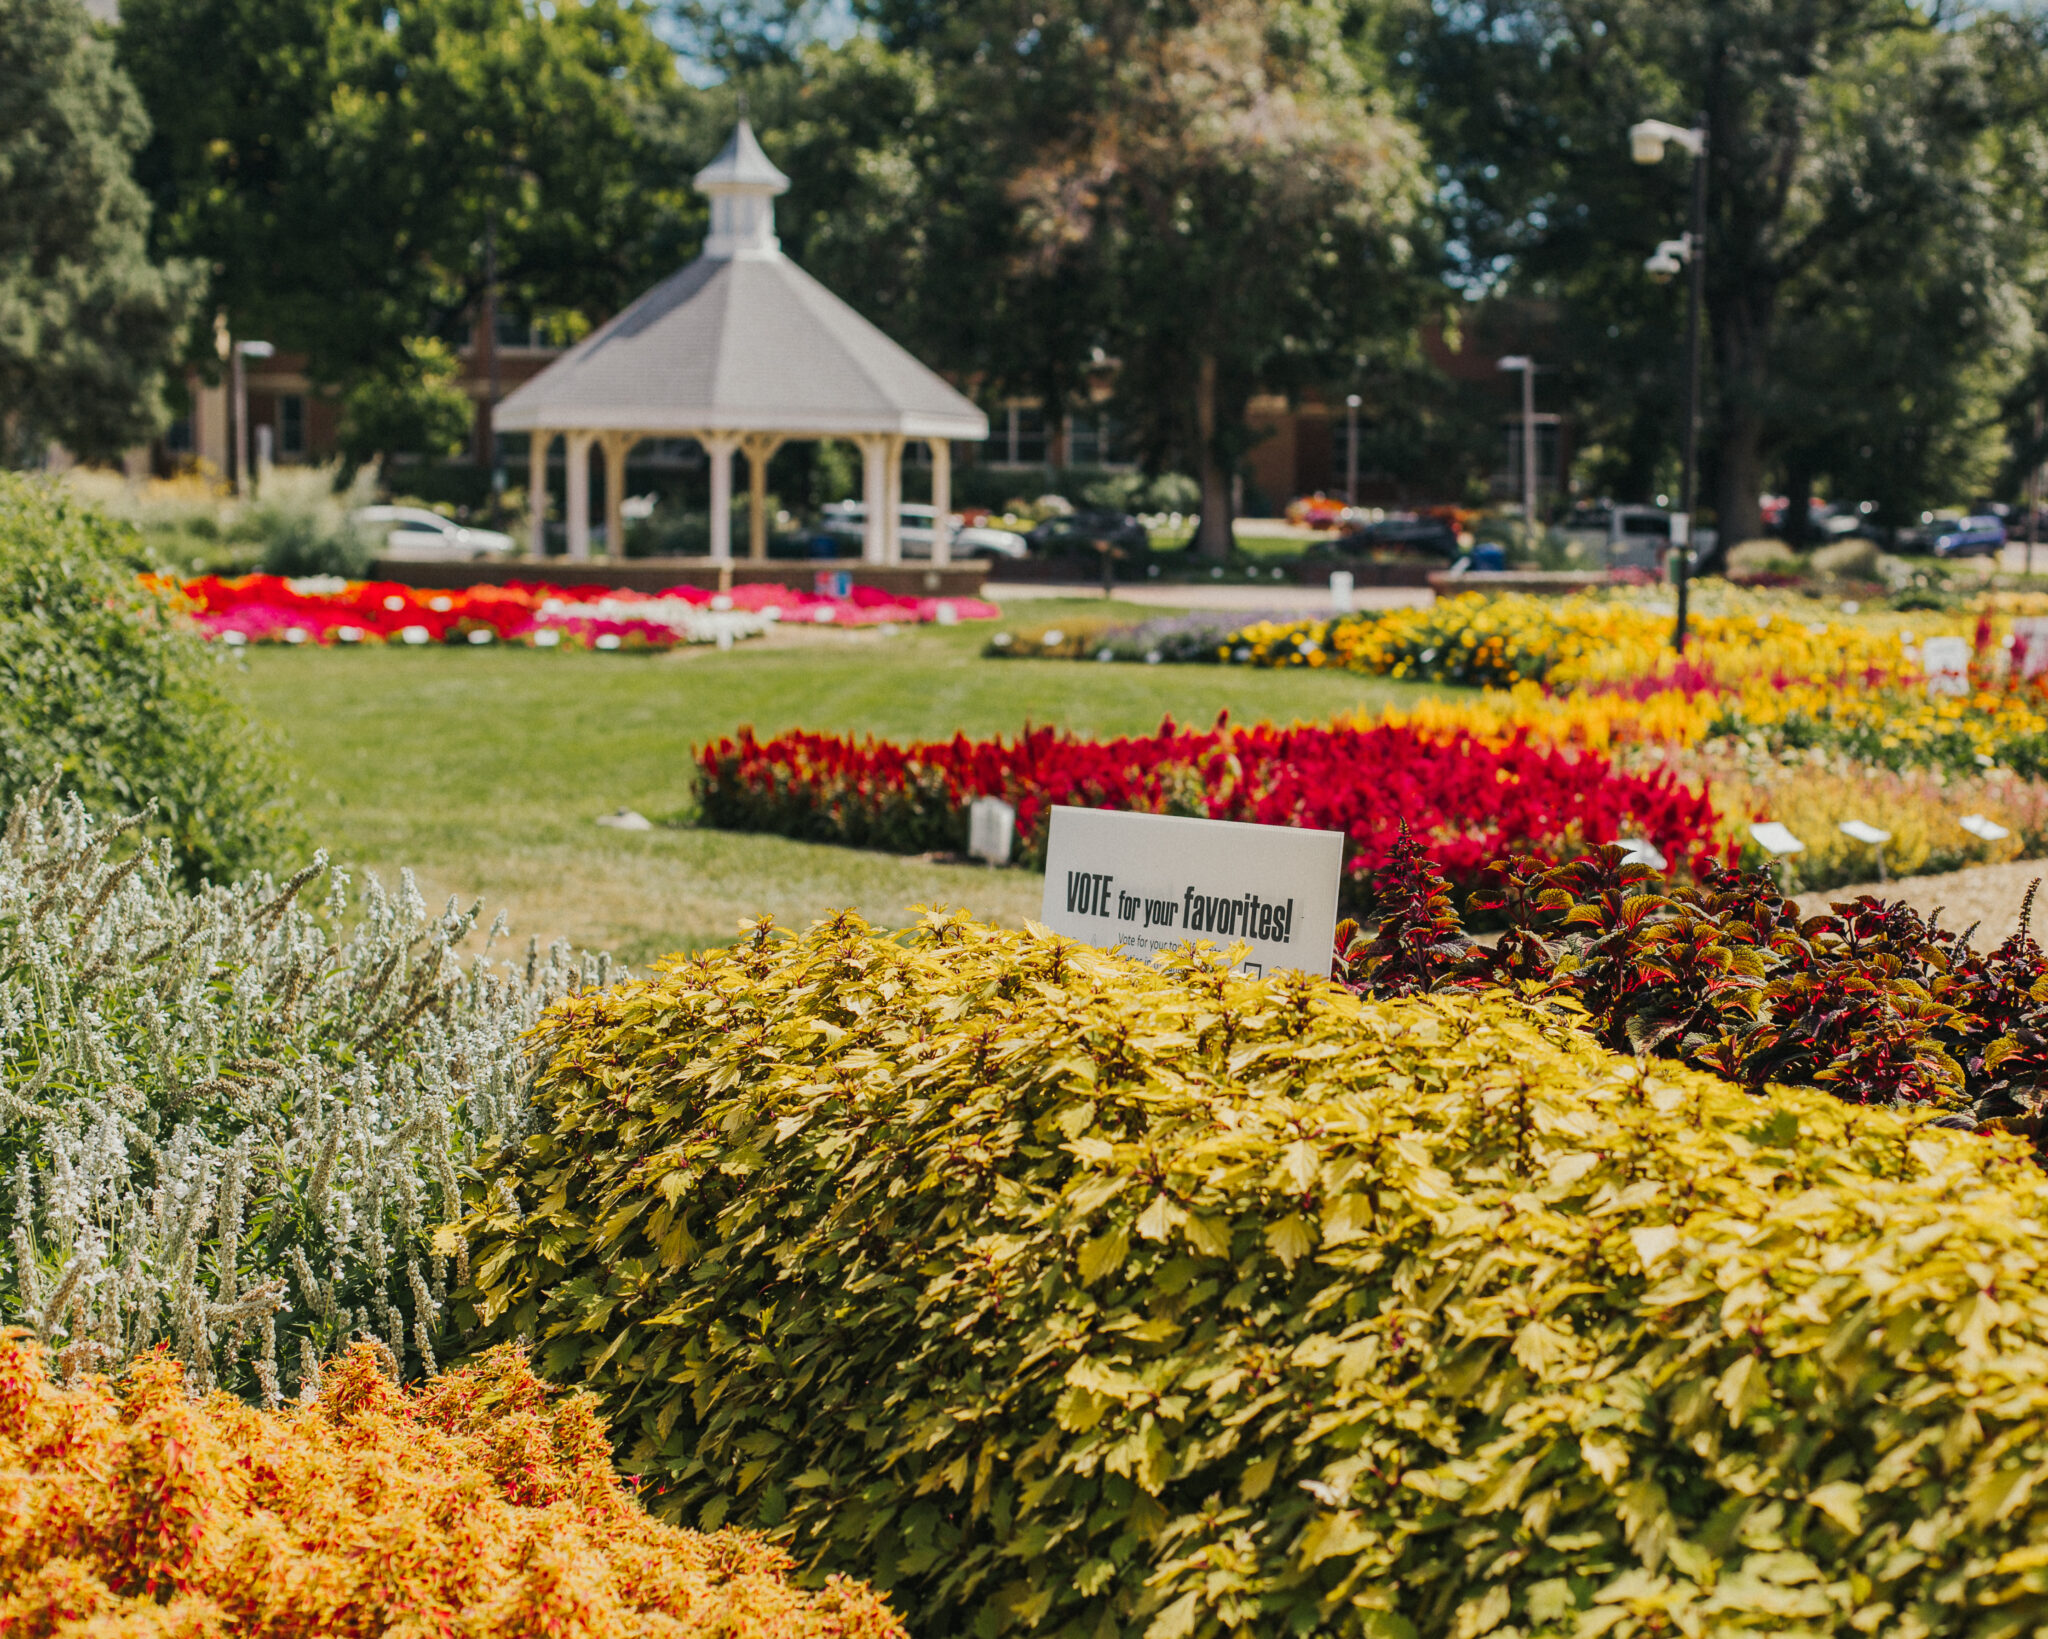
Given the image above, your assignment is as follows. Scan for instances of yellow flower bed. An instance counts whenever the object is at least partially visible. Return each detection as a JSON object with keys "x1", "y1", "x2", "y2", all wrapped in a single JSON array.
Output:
[
  {"x1": 1234, "y1": 592, "x2": 1940, "y2": 690},
  {"x1": 1346, "y1": 680, "x2": 1722, "y2": 752},
  {"x1": 1350, "y1": 676, "x2": 2048, "y2": 772}
]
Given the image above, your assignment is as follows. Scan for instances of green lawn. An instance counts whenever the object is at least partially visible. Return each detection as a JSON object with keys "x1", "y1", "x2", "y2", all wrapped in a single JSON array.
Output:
[{"x1": 230, "y1": 599, "x2": 1437, "y2": 965}]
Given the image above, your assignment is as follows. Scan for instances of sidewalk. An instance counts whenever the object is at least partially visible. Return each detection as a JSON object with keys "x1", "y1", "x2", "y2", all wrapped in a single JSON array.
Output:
[{"x1": 983, "y1": 581, "x2": 1433, "y2": 612}]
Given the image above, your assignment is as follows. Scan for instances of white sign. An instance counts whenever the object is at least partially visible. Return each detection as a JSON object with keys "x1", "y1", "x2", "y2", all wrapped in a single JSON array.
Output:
[
  {"x1": 1960, "y1": 813, "x2": 2011, "y2": 841},
  {"x1": 2015, "y1": 617, "x2": 2048, "y2": 679},
  {"x1": 1329, "y1": 569, "x2": 1355, "y2": 614},
  {"x1": 1749, "y1": 822, "x2": 1805, "y2": 856},
  {"x1": 968, "y1": 796, "x2": 1016, "y2": 865},
  {"x1": 1922, "y1": 634, "x2": 1972, "y2": 697},
  {"x1": 1038, "y1": 807, "x2": 1344, "y2": 977},
  {"x1": 1616, "y1": 837, "x2": 1667, "y2": 871}
]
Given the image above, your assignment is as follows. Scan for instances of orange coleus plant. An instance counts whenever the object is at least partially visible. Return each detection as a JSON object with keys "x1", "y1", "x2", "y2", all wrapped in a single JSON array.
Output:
[{"x1": 0, "y1": 1332, "x2": 907, "y2": 1639}]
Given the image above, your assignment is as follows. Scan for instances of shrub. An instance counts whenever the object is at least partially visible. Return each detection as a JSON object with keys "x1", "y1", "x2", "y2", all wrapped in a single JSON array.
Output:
[
  {"x1": 456, "y1": 910, "x2": 2048, "y2": 1639},
  {"x1": 236, "y1": 463, "x2": 377, "y2": 578},
  {"x1": 696, "y1": 719, "x2": 1721, "y2": 911},
  {"x1": 0, "y1": 472, "x2": 294, "y2": 884},
  {"x1": 0, "y1": 1331, "x2": 908, "y2": 1638},
  {"x1": 0, "y1": 787, "x2": 588, "y2": 1400}
]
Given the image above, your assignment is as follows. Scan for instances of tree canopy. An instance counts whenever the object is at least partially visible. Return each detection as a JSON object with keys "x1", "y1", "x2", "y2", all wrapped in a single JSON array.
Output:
[
  {"x1": 118, "y1": 0, "x2": 692, "y2": 390},
  {"x1": 46, "y1": 0, "x2": 2048, "y2": 535},
  {"x1": 1386, "y1": 0, "x2": 2045, "y2": 539},
  {"x1": 0, "y1": 0, "x2": 200, "y2": 463}
]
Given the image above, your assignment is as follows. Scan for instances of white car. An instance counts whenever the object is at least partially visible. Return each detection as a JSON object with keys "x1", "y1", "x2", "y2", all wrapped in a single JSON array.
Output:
[
  {"x1": 351, "y1": 505, "x2": 516, "y2": 561},
  {"x1": 820, "y1": 501, "x2": 1028, "y2": 560}
]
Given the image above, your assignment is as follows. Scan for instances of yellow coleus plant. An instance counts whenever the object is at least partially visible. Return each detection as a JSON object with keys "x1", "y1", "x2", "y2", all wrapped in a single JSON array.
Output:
[{"x1": 454, "y1": 911, "x2": 2048, "y2": 1639}]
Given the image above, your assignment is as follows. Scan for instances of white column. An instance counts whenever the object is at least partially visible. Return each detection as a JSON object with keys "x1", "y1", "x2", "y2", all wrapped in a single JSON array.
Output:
[
  {"x1": 930, "y1": 439, "x2": 952, "y2": 566},
  {"x1": 860, "y1": 436, "x2": 887, "y2": 564},
  {"x1": 705, "y1": 435, "x2": 738, "y2": 564},
  {"x1": 565, "y1": 431, "x2": 594, "y2": 560},
  {"x1": 528, "y1": 430, "x2": 550, "y2": 558},
  {"x1": 882, "y1": 436, "x2": 905, "y2": 564},
  {"x1": 741, "y1": 434, "x2": 786, "y2": 560},
  {"x1": 601, "y1": 433, "x2": 634, "y2": 559}
]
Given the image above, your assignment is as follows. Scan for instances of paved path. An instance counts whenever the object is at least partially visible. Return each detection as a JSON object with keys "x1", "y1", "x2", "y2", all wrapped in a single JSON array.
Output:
[{"x1": 984, "y1": 581, "x2": 1432, "y2": 612}]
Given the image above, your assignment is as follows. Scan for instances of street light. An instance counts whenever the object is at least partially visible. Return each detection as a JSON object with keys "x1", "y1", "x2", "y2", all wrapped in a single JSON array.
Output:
[
  {"x1": 1630, "y1": 113, "x2": 1708, "y2": 653},
  {"x1": 1497, "y1": 355, "x2": 1538, "y2": 547},
  {"x1": 231, "y1": 338, "x2": 275, "y2": 497},
  {"x1": 1644, "y1": 240, "x2": 1690, "y2": 282},
  {"x1": 1344, "y1": 393, "x2": 1361, "y2": 505},
  {"x1": 1629, "y1": 119, "x2": 1702, "y2": 166}
]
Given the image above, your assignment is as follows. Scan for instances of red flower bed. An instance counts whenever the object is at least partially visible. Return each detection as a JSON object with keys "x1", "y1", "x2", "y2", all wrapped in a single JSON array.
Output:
[
  {"x1": 697, "y1": 717, "x2": 1722, "y2": 907},
  {"x1": 154, "y1": 573, "x2": 998, "y2": 647}
]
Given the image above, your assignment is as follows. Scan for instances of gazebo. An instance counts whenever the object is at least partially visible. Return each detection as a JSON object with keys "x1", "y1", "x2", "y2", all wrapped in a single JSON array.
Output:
[{"x1": 493, "y1": 122, "x2": 988, "y2": 567}]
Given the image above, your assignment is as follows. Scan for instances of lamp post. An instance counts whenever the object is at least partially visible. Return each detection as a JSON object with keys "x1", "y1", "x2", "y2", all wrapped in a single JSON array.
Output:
[
  {"x1": 231, "y1": 338, "x2": 275, "y2": 497},
  {"x1": 1496, "y1": 356, "x2": 1538, "y2": 549},
  {"x1": 1629, "y1": 114, "x2": 1708, "y2": 652},
  {"x1": 1344, "y1": 393, "x2": 1361, "y2": 506}
]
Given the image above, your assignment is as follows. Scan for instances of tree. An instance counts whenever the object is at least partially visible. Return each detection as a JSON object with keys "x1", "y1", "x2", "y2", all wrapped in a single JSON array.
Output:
[
  {"x1": 337, "y1": 337, "x2": 475, "y2": 466},
  {"x1": 1024, "y1": 2, "x2": 1429, "y2": 554},
  {"x1": 835, "y1": 0, "x2": 1429, "y2": 556},
  {"x1": 0, "y1": 0, "x2": 200, "y2": 462},
  {"x1": 1389, "y1": 0, "x2": 2039, "y2": 543},
  {"x1": 118, "y1": 0, "x2": 692, "y2": 392}
]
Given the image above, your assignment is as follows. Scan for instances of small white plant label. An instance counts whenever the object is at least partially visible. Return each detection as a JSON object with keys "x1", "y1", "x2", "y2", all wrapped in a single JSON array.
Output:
[
  {"x1": 1921, "y1": 634, "x2": 1972, "y2": 696},
  {"x1": 1038, "y1": 806, "x2": 1344, "y2": 977}
]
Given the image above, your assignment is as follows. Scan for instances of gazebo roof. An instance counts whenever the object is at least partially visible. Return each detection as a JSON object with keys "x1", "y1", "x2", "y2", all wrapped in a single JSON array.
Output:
[{"x1": 494, "y1": 121, "x2": 986, "y2": 443}]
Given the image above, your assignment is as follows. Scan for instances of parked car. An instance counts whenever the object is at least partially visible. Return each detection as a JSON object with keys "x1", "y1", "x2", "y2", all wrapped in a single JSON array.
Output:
[
  {"x1": 1307, "y1": 515, "x2": 1460, "y2": 559},
  {"x1": 819, "y1": 501, "x2": 1028, "y2": 560},
  {"x1": 350, "y1": 506, "x2": 516, "y2": 561},
  {"x1": 1913, "y1": 514, "x2": 2007, "y2": 559},
  {"x1": 1023, "y1": 508, "x2": 1152, "y2": 562}
]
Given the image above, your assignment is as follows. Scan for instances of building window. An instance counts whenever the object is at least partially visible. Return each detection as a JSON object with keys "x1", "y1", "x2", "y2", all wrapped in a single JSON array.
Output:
[
  {"x1": 1066, "y1": 413, "x2": 1129, "y2": 467},
  {"x1": 164, "y1": 418, "x2": 193, "y2": 454},
  {"x1": 279, "y1": 394, "x2": 306, "y2": 457},
  {"x1": 1012, "y1": 407, "x2": 1046, "y2": 465},
  {"x1": 1499, "y1": 415, "x2": 1562, "y2": 497},
  {"x1": 984, "y1": 405, "x2": 1064, "y2": 467}
]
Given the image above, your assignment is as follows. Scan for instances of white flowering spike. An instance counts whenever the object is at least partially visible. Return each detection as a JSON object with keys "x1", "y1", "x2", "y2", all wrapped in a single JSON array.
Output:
[{"x1": 0, "y1": 780, "x2": 590, "y2": 1396}]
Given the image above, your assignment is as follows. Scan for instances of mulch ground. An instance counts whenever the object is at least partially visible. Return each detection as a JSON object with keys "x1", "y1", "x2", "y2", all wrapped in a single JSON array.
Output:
[{"x1": 1798, "y1": 859, "x2": 2048, "y2": 947}]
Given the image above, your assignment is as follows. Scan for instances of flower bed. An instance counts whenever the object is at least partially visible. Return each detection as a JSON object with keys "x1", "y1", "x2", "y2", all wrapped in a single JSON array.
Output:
[
  {"x1": 0, "y1": 1333, "x2": 906, "y2": 1638},
  {"x1": 159, "y1": 572, "x2": 999, "y2": 648},
  {"x1": 980, "y1": 589, "x2": 2048, "y2": 885},
  {"x1": 696, "y1": 717, "x2": 1721, "y2": 903},
  {"x1": 991, "y1": 590, "x2": 1932, "y2": 686}
]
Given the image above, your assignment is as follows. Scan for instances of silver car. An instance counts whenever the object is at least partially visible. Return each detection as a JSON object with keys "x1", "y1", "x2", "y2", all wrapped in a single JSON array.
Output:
[
  {"x1": 350, "y1": 505, "x2": 516, "y2": 561},
  {"x1": 820, "y1": 502, "x2": 1028, "y2": 560}
]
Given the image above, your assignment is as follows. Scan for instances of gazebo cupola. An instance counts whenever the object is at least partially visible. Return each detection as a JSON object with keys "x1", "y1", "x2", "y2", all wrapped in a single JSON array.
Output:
[
  {"x1": 492, "y1": 120, "x2": 988, "y2": 569},
  {"x1": 695, "y1": 121, "x2": 789, "y2": 260}
]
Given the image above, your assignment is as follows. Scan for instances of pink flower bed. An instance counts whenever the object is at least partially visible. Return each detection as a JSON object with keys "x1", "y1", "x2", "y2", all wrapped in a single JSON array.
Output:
[{"x1": 150, "y1": 574, "x2": 999, "y2": 648}]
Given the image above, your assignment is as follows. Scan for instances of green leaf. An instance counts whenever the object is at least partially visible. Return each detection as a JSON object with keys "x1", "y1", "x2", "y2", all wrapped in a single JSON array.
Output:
[{"x1": 1078, "y1": 1225, "x2": 1130, "y2": 1285}]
